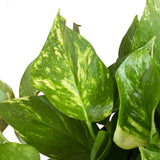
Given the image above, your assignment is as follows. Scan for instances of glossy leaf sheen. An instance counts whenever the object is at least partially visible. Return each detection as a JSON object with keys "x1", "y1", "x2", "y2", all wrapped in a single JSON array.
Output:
[
  {"x1": 0, "y1": 96, "x2": 93, "y2": 160},
  {"x1": 0, "y1": 142, "x2": 40, "y2": 160},
  {"x1": 31, "y1": 11, "x2": 113, "y2": 122},
  {"x1": 113, "y1": 40, "x2": 160, "y2": 149},
  {"x1": 131, "y1": 0, "x2": 160, "y2": 70}
]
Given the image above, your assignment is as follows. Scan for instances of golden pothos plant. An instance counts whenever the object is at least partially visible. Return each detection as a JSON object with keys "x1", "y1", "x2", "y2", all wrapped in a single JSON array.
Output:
[{"x1": 1, "y1": 0, "x2": 160, "y2": 159}]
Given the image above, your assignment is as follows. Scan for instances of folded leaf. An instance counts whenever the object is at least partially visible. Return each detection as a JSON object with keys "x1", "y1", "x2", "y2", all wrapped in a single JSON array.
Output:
[
  {"x1": 90, "y1": 130, "x2": 110, "y2": 160},
  {"x1": 0, "y1": 142, "x2": 40, "y2": 160},
  {"x1": 19, "y1": 61, "x2": 37, "y2": 97},
  {"x1": 0, "y1": 80, "x2": 14, "y2": 132},
  {"x1": 31, "y1": 11, "x2": 113, "y2": 122},
  {"x1": 113, "y1": 39, "x2": 160, "y2": 149},
  {"x1": 0, "y1": 96, "x2": 93, "y2": 160},
  {"x1": 131, "y1": 0, "x2": 160, "y2": 70},
  {"x1": 139, "y1": 147, "x2": 160, "y2": 160}
]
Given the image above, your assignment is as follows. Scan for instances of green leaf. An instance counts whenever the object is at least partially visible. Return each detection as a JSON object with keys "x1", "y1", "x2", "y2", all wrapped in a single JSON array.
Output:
[
  {"x1": 31, "y1": 11, "x2": 114, "y2": 122},
  {"x1": 131, "y1": 0, "x2": 160, "y2": 70},
  {"x1": 118, "y1": 15, "x2": 139, "y2": 59},
  {"x1": 113, "y1": 38, "x2": 160, "y2": 149},
  {"x1": 139, "y1": 147, "x2": 160, "y2": 160},
  {"x1": 0, "y1": 96, "x2": 93, "y2": 160},
  {"x1": 0, "y1": 80, "x2": 14, "y2": 101},
  {"x1": 90, "y1": 130, "x2": 110, "y2": 160},
  {"x1": 19, "y1": 61, "x2": 37, "y2": 97},
  {"x1": 0, "y1": 80, "x2": 14, "y2": 132},
  {"x1": 0, "y1": 142, "x2": 40, "y2": 160}
]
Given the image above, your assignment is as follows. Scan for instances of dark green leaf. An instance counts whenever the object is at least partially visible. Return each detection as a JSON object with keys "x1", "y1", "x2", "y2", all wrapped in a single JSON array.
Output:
[
  {"x1": 31, "y1": 11, "x2": 114, "y2": 122},
  {"x1": 90, "y1": 130, "x2": 110, "y2": 160},
  {"x1": 0, "y1": 96, "x2": 93, "y2": 160},
  {"x1": 0, "y1": 80, "x2": 14, "y2": 132},
  {"x1": 0, "y1": 142, "x2": 40, "y2": 160},
  {"x1": 118, "y1": 15, "x2": 139, "y2": 59},
  {"x1": 113, "y1": 38, "x2": 160, "y2": 149},
  {"x1": 19, "y1": 61, "x2": 37, "y2": 97},
  {"x1": 131, "y1": 0, "x2": 160, "y2": 70}
]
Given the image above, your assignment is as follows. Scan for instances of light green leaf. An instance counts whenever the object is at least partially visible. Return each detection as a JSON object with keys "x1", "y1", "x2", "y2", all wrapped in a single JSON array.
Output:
[
  {"x1": 31, "y1": 11, "x2": 114, "y2": 123},
  {"x1": 131, "y1": 0, "x2": 160, "y2": 70},
  {"x1": 0, "y1": 142, "x2": 40, "y2": 160},
  {"x1": 113, "y1": 39, "x2": 160, "y2": 149},
  {"x1": 0, "y1": 96, "x2": 93, "y2": 160},
  {"x1": 19, "y1": 61, "x2": 37, "y2": 97},
  {"x1": 139, "y1": 147, "x2": 160, "y2": 160},
  {"x1": 118, "y1": 15, "x2": 139, "y2": 59},
  {"x1": 0, "y1": 80, "x2": 14, "y2": 132}
]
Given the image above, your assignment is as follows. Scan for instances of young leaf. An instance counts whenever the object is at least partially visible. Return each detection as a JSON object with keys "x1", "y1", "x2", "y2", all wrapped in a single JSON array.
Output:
[
  {"x1": 113, "y1": 38, "x2": 160, "y2": 149},
  {"x1": 90, "y1": 130, "x2": 110, "y2": 160},
  {"x1": 139, "y1": 147, "x2": 160, "y2": 160},
  {"x1": 0, "y1": 96, "x2": 93, "y2": 160},
  {"x1": 131, "y1": 0, "x2": 160, "y2": 70},
  {"x1": 0, "y1": 80, "x2": 14, "y2": 100},
  {"x1": 0, "y1": 142, "x2": 40, "y2": 160},
  {"x1": 31, "y1": 11, "x2": 114, "y2": 122},
  {"x1": 118, "y1": 15, "x2": 139, "y2": 59},
  {"x1": 19, "y1": 60, "x2": 37, "y2": 97},
  {"x1": 0, "y1": 80, "x2": 14, "y2": 132}
]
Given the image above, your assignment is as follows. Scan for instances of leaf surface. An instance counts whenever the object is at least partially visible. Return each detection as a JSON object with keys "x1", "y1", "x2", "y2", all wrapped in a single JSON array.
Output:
[
  {"x1": 19, "y1": 61, "x2": 37, "y2": 97},
  {"x1": 0, "y1": 142, "x2": 40, "y2": 160},
  {"x1": 131, "y1": 0, "x2": 160, "y2": 70},
  {"x1": 31, "y1": 11, "x2": 113, "y2": 122},
  {"x1": 0, "y1": 80, "x2": 14, "y2": 132},
  {"x1": 139, "y1": 147, "x2": 160, "y2": 160},
  {"x1": 113, "y1": 39, "x2": 160, "y2": 149},
  {"x1": 118, "y1": 15, "x2": 139, "y2": 59},
  {"x1": 0, "y1": 96, "x2": 93, "y2": 160}
]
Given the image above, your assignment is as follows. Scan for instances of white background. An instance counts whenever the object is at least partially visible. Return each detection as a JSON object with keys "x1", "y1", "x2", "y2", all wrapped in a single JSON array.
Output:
[{"x1": 0, "y1": 0, "x2": 145, "y2": 159}]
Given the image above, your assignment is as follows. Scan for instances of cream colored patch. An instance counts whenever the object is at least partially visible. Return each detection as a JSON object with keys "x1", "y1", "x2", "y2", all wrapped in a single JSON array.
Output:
[{"x1": 113, "y1": 124, "x2": 146, "y2": 149}]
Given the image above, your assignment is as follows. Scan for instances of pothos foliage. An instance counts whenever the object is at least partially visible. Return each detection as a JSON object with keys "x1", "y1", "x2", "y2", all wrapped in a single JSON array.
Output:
[{"x1": 1, "y1": 0, "x2": 160, "y2": 159}]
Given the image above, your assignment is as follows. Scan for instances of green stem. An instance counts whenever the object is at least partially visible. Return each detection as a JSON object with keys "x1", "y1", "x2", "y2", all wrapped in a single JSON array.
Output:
[
  {"x1": 86, "y1": 121, "x2": 96, "y2": 140},
  {"x1": 0, "y1": 131, "x2": 9, "y2": 144}
]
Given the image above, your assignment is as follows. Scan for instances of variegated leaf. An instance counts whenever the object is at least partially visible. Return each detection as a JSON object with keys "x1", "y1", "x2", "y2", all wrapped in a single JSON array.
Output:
[
  {"x1": 139, "y1": 147, "x2": 160, "y2": 160},
  {"x1": 131, "y1": 0, "x2": 160, "y2": 71},
  {"x1": 113, "y1": 38, "x2": 160, "y2": 149},
  {"x1": 31, "y1": 10, "x2": 113, "y2": 122},
  {"x1": 0, "y1": 96, "x2": 94, "y2": 159}
]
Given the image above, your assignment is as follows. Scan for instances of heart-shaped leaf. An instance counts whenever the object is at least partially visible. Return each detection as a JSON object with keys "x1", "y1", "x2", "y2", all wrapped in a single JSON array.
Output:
[
  {"x1": 0, "y1": 96, "x2": 93, "y2": 160},
  {"x1": 0, "y1": 142, "x2": 40, "y2": 160},
  {"x1": 113, "y1": 38, "x2": 160, "y2": 149},
  {"x1": 31, "y1": 11, "x2": 114, "y2": 123}
]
